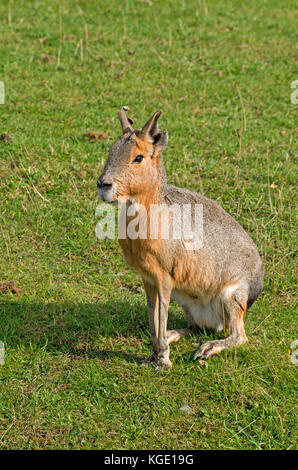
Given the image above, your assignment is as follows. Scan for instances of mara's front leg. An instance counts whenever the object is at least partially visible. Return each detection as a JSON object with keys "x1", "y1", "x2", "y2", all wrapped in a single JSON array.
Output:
[
  {"x1": 143, "y1": 279, "x2": 159, "y2": 363},
  {"x1": 143, "y1": 276, "x2": 173, "y2": 368},
  {"x1": 156, "y1": 276, "x2": 173, "y2": 368}
]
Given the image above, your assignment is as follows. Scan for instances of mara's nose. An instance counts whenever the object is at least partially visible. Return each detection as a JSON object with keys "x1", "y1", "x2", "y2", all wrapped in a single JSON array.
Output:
[{"x1": 97, "y1": 177, "x2": 113, "y2": 191}]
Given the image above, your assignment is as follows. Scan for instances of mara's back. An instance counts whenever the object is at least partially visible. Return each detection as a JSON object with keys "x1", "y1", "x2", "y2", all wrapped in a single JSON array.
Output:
[{"x1": 161, "y1": 184, "x2": 263, "y2": 308}]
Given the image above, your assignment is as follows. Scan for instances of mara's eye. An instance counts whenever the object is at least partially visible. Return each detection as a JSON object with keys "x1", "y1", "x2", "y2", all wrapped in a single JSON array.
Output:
[{"x1": 132, "y1": 154, "x2": 144, "y2": 164}]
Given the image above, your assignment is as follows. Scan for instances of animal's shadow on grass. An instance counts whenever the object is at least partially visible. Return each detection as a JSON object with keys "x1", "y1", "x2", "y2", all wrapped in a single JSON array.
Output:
[{"x1": 0, "y1": 299, "x2": 191, "y2": 364}]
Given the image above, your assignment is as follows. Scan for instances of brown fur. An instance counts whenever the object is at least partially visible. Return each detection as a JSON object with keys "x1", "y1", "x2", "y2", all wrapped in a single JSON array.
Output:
[{"x1": 97, "y1": 108, "x2": 263, "y2": 368}]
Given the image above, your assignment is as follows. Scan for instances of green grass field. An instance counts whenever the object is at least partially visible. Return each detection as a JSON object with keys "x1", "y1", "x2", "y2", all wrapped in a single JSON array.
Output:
[{"x1": 0, "y1": 0, "x2": 297, "y2": 450}]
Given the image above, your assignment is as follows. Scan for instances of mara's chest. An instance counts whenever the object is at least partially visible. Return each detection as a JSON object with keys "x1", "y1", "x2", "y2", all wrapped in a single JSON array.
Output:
[
  {"x1": 119, "y1": 237, "x2": 167, "y2": 280},
  {"x1": 119, "y1": 236, "x2": 219, "y2": 294}
]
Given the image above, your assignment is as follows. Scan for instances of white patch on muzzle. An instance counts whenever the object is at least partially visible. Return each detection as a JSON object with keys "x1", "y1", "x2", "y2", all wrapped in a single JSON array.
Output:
[{"x1": 98, "y1": 182, "x2": 118, "y2": 203}]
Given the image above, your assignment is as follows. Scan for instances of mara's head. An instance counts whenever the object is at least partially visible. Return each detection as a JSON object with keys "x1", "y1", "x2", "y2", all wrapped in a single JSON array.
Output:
[{"x1": 97, "y1": 107, "x2": 168, "y2": 203}]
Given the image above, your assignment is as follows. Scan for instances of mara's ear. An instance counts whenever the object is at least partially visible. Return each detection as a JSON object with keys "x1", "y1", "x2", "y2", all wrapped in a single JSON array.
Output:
[
  {"x1": 138, "y1": 110, "x2": 162, "y2": 143},
  {"x1": 118, "y1": 106, "x2": 134, "y2": 134},
  {"x1": 153, "y1": 129, "x2": 168, "y2": 153}
]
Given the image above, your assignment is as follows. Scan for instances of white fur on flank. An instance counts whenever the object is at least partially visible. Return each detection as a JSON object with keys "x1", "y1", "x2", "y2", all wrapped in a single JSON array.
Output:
[
  {"x1": 221, "y1": 282, "x2": 242, "y2": 300},
  {"x1": 172, "y1": 282, "x2": 242, "y2": 332}
]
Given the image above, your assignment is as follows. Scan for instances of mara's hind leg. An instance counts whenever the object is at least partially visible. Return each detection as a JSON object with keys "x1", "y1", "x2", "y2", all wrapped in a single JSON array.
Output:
[
  {"x1": 194, "y1": 291, "x2": 248, "y2": 361},
  {"x1": 167, "y1": 305, "x2": 196, "y2": 345}
]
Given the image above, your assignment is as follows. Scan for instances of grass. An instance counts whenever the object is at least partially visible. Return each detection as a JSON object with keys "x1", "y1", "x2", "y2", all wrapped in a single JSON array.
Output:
[{"x1": 0, "y1": 0, "x2": 297, "y2": 450}]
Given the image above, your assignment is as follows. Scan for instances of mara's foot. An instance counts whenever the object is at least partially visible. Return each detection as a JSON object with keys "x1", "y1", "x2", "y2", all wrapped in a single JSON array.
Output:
[
  {"x1": 194, "y1": 340, "x2": 225, "y2": 361},
  {"x1": 157, "y1": 356, "x2": 173, "y2": 369},
  {"x1": 141, "y1": 351, "x2": 158, "y2": 365},
  {"x1": 142, "y1": 353, "x2": 172, "y2": 369},
  {"x1": 194, "y1": 336, "x2": 247, "y2": 361}
]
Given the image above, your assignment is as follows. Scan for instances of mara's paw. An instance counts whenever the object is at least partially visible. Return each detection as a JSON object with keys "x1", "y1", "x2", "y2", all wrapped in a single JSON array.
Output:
[
  {"x1": 157, "y1": 356, "x2": 173, "y2": 369},
  {"x1": 194, "y1": 340, "x2": 223, "y2": 361},
  {"x1": 141, "y1": 351, "x2": 158, "y2": 366}
]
